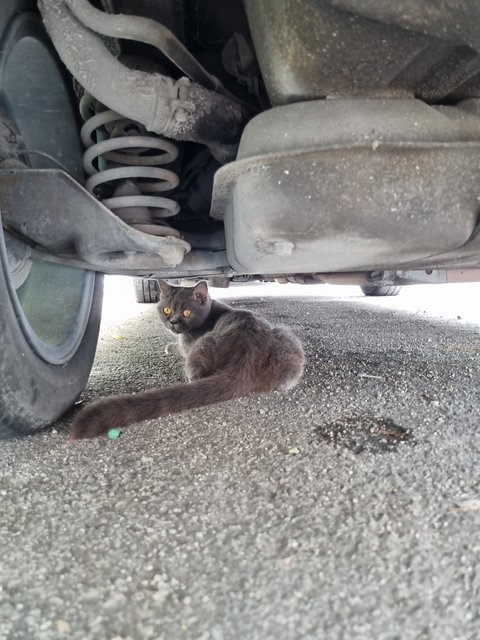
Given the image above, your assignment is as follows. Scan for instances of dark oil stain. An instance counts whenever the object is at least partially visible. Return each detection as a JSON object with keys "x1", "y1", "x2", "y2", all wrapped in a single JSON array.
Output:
[{"x1": 316, "y1": 413, "x2": 413, "y2": 454}]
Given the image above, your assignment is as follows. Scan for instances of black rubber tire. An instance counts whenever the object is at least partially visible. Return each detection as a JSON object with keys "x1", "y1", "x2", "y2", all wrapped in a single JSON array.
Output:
[
  {"x1": 134, "y1": 278, "x2": 160, "y2": 303},
  {"x1": 0, "y1": 1, "x2": 103, "y2": 437},
  {"x1": 361, "y1": 285, "x2": 402, "y2": 297},
  {"x1": 0, "y1": 273, "x2": 104, "y2": 438}
]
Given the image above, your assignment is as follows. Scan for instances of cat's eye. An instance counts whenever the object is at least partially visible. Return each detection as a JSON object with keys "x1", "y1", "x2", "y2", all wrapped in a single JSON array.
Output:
[
  {"x1": 182, "y1": 309, "x2": 191, "y2": 318},
  {"x1": 163, "y1": 307, "x2": 173, "y2": 316}
]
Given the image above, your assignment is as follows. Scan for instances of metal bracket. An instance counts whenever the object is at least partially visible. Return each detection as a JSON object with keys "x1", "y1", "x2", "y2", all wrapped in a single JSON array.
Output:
[
  {"x1": 367, "y1": 270, "x2": 397, "y2": 285},
  {"x1": 0, "y1": 169, "x2": 191, "y2": 271}
]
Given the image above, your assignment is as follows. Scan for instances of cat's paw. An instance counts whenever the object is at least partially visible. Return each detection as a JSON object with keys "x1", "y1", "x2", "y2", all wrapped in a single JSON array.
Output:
[{"x1": 164, "y1": 341, "x2": 180, "y2": 355}]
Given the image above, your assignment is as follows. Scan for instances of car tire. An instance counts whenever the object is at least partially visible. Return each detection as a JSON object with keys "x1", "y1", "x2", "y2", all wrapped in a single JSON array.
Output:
[
  {"x1": 0, "y1": 0, "x2": 103, "y2": 437},
  {"x1": 134, "y1": 278, "x2": 160, "y2": 303},
  {"x1": 361, "y1": 285, "x2": 402, "y2": 297},
  {"x1": 0, "y1": 263, "x2": 104, "y2": 438}
]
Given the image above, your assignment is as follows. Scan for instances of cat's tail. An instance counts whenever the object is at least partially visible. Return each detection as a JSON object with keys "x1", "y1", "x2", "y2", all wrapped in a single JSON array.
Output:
[{"x1": 70, "y1": 370, "x2": 248, "y2": 440}]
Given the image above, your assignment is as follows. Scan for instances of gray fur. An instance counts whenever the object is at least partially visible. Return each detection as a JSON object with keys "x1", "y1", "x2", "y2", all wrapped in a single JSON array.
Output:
[{"x1": 70, "y1": 281, "x2": 304, "y2": 439}]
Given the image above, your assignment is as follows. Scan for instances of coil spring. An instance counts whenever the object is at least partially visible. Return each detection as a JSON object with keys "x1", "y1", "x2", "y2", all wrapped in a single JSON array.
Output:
[{"x1": 79, "y1": 93, "x2": 181, "y2": 237}]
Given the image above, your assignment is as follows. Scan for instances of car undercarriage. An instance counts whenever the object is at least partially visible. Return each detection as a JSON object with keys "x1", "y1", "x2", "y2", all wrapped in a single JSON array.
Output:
[{"x1": 1, "y1": 0, "x2": 480, "y2": 433}]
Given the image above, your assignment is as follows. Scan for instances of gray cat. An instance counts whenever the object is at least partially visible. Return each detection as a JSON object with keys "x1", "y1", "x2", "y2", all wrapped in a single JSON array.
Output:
[{"x1": 70, "y1": 280, "x2": 304, "y2": 439}]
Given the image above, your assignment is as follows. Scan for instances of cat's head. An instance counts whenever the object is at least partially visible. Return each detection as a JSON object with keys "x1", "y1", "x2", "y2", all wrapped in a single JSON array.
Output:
[{"x1": 157, "y1": 280, "x2": 211, "y2": 334}]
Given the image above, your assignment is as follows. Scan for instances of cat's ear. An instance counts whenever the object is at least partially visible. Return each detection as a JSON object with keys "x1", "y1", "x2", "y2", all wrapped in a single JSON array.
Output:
[
  {"x1": 158, "y1": 280, "x2": 172, "y2": 297},
  {"x1": 192, "y1": 281, "x2": 208, "y2": 304}
]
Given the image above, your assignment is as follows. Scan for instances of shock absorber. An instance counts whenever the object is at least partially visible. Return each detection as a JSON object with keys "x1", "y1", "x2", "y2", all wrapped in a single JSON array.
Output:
[{"x1": 79, "y1": 92, "x2": 181, "y2": 238}]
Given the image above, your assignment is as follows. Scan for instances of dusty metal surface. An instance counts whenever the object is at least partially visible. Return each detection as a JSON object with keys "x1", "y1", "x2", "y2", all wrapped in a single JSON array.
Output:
[
  {"x1": 245, "y1": 0, "x2": 480, "y2": 105},
  {"x1": 328, "y1": 0, "x2": 480, "y2": 51},
  {"x1": 211, "y1": 99, "x2": 480, "y2": 273},
  {"x1": 289, "y1": 269, "x2": 480, "y2": 286},
  {"x1": 38, "y1": 0, "x2": 250, "y2": 161},
  {"x1": 65, "y1": 0, "x2": 221, "y2": 93},
  {"x1": 0, "y1": 169, "x2": 191, "y2": 271}
]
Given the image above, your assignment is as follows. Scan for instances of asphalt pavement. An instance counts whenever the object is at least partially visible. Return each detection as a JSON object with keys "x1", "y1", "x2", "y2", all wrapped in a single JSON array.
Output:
[{"x1": 1, "y1": 281, "x2": 479, "y2": 640}]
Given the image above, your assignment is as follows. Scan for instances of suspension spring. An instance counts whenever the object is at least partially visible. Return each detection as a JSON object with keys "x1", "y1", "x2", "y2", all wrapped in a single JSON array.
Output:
[{"x1": 79, "y1": 93, "x2": 181, "y2": 237}]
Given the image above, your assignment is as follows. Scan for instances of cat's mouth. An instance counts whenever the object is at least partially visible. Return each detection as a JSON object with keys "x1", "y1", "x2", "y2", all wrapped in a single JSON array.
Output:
[{"x1": 169, "y1": 324, "x2": 184, "y2": 334}]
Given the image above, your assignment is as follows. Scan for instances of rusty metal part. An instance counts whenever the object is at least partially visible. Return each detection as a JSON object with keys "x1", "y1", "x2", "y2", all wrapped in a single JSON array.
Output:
[
  {"x1": 0, "y1": 169, "x2": 190, "y2": 271},
  {"x1": 64, "y1": 0, "x2": 222, "y2": 93},
  {"x1": 80, "y1": 94, "x2": 181, "y2": 234},
  {"x1": 396, "y1": 269, "x2": 480, "y2": 284},
  {"x1": 444, "y1": 269, "x2": 480, "y2": 283},
  {"x1": 0, "y1": 168, "x2": 229, "y2": 277},
  {"x1": 38, "y1": 0, "x2": 250, "y2": 161},
  {"x1": 277, "y1": 269, "x2": 480, "y2": 286}
]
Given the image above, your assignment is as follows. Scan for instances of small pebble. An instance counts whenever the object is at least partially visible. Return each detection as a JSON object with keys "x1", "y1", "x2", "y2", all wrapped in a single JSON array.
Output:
[{"x1": 108, "y1": 429, "x2": 121, "y2": 440}]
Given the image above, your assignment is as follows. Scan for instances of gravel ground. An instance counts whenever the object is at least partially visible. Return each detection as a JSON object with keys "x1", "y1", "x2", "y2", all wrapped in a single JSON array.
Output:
[{"x1": 1, "y1": 285, "x2": 479, "y2": 640}]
